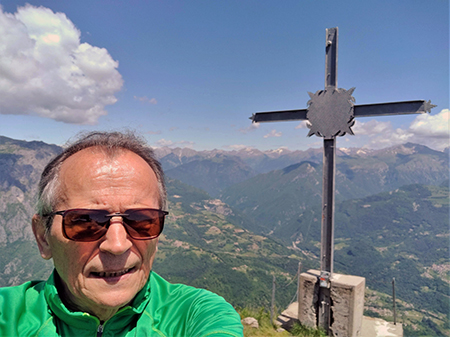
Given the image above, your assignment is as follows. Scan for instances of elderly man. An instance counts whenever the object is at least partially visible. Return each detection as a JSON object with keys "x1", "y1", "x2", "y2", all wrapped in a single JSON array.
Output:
[{"x1": 0, "y1": 132, "x2": 243, "y2": 336}]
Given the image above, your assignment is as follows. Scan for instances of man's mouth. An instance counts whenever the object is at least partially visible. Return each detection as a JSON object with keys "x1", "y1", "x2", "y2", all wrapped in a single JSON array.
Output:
[{"x1": 90, "y1": 267, "x2": 135, "y2": 278}]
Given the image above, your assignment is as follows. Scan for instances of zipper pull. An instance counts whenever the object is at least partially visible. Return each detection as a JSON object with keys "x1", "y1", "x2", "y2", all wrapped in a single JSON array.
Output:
[{"x1": 97, "y1": 324, "x2": 104, "y2": 337}]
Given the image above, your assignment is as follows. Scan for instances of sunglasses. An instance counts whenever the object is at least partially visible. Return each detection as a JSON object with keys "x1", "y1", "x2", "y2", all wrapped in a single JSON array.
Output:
[{"x1": 48, "y1": 208, "x2": 168, "y2": 242}]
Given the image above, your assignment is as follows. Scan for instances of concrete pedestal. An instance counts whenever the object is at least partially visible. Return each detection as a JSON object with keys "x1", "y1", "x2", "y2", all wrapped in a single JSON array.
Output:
[
  {"x1": 298, "y1": 269, "x2": 365, "y2": 337},
  {"x1": 276, "y1": 305, "x2": 403, "y2": 337}
]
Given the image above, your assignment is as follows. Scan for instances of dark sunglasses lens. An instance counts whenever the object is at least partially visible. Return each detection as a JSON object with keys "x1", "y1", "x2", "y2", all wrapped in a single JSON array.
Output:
[
  {"x1": 63, "y1": 209, "x2": 109, "y2": 241},
  {"x1": 124, "y1": 209, "x2": 165, "y2": 239}
]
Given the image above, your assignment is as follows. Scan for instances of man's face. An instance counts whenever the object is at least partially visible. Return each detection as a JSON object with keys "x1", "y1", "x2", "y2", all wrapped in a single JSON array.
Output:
[{"x1": 33, "y1": 148, "x2": 161, "y2": 320}]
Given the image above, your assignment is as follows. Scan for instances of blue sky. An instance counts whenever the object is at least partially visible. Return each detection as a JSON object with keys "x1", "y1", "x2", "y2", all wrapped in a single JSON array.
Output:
[{"x1": 0, "y1": 0, "x2": 448, "y2": 151}]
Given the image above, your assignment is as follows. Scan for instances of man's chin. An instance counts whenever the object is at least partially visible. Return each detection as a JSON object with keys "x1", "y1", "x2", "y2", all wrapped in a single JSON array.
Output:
[
  {"x1": 82, "y1": 271, "x2": 146, "y2": 309},
  {"x1": 82, "y1": 288, "x2": 138, "y2": 317}
]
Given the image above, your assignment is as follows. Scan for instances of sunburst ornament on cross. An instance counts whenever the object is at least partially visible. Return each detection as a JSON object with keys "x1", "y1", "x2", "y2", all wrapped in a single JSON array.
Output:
[{"x1": 306, "y1": 87, "x2": 356, "y2": 139}]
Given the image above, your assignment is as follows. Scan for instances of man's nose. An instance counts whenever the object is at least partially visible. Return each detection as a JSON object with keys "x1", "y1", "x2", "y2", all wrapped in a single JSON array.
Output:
[{"x1": 99, "y1": 217, "x2": 132, "y2": 255}]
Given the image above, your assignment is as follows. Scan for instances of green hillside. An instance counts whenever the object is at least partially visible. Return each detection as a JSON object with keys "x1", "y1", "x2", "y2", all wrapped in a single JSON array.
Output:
[
  {"x1": 154, "y1": 178, "x2": 314, "y2": 308},
  {"x1": 220, "y1": 161, "x2": 324, "y2": 234},
  {"x1": 166, "y1": 155, "x2": 257, "y2": 197},
  {"x1": 273, "y1": 184, "x2": 449, "y2": 336}
]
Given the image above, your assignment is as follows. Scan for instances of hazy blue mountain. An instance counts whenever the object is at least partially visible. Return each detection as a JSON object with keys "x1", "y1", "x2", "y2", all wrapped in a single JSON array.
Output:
[
  {"x1": 155, "y1": 147, "x2": 204, "y2": 170},
  {"x1": 165, "y1": 154, "x2": 257, "y2": 197},
  {"x1": 221, "y1": 143, "x2": 449, "y2": 235},
  {"x1": 156, "y1": 146, "x2": 327, "y2": 173},
  {"x1": 221, "y1": 161, "x2": 324, "y2": 235},
  {"x1": 157, "y1": 143, "x2": 448, "y2": 203}
]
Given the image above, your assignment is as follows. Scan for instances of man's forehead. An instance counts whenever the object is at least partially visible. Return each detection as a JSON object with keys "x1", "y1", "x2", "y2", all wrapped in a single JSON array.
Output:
[
  {"x1": 56, "y1": 147, "x2": 160, "y2": 207},
  {"x1": 59, "y1": 147, "x2": 155, "y2": 180}
]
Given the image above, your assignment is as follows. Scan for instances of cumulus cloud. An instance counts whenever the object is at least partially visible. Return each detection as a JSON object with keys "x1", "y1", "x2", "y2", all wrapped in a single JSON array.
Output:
[
  {"x1": 155, "y1": 139, "x2": 195, "y2": 148},
  {"x1": 239, "y1": 122, "x2": 260, "y2": 134},
  {"x1": 134, "y1": 96, "x2": 157, "y2": 104},
  {"x1": 352, "y1": 119, "x2": 393, "y2": 136},
  {"x1": 155, "y1": 139, "x2": 174, "y2": 147},
  {"x1": 264, "y1": 129, "x2": 282, "y2": 138},
  {"x1": 0, "y1": 5, "x2": 123, "y2": 124},
  {"x1": 409, "y1": 109, "x2": 449, "y2": 138},
  {"x1": 295, "y1": 121, "x2": 309, "y2": 129},
  {"x1": 352, "y1": 109, "x2": 449, "y2": 151},
  {"x1": 178, "y1": 140, "x2": 195, "y2": 147}
]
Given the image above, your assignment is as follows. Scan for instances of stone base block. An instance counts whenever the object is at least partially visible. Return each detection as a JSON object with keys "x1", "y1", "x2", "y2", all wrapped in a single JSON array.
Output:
[{"x1": 298, "y1": 269, "x2": 365, "y2": 337}]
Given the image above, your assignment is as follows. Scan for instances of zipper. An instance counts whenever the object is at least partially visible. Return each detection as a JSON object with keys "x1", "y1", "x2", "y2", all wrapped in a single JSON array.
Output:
[{"x1": 97, "y1": 324, "x2": 104, "y2": 337}]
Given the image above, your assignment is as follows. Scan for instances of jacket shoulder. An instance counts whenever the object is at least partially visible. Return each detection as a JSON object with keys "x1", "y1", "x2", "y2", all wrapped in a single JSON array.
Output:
[
  {"x1": 0, "y1": 281, "x2": 56, "y2": 336},
  {"x1": 143, "y1": 273, "x2": 243, "y2": 337}
]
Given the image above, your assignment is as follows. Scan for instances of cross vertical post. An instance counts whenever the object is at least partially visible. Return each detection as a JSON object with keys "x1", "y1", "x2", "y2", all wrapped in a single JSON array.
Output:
[{"x1": 318, "y1": 27, "x2": 338, "y2": 333}]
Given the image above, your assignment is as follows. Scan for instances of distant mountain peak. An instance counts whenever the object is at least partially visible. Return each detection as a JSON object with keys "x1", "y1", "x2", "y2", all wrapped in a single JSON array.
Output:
[
  {"x1": 338, "y1": 147, "x2": 374, "y2": 156},
  {"x1": 267, "y1": 147, "x2": 291, "y2": 154},
  {"x1": 235, "y1": 147, "x2": 264, "y2": 157},
  {"x1": 282, "y1": 161, "x2": 319, "y2": 174},
  {"x1": 378, "y1": 142, "x2": 443, "y2": 156}
]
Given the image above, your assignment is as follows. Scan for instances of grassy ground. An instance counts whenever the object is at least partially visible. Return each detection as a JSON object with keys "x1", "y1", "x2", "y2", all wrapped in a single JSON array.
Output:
[{"x1": 238, "y1": 307, "x2": 326, "y2": 337}]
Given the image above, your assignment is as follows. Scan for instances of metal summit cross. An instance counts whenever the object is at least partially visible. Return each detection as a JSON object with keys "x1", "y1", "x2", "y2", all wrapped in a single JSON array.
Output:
[{"x1": 250, "y1": 27, "x2": 435, "y2": 334}]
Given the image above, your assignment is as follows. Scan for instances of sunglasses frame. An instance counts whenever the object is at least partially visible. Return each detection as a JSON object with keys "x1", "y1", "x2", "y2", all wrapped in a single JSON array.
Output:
[{"x1": 47, "y1": 208, "x2": 168, "y2": 242}]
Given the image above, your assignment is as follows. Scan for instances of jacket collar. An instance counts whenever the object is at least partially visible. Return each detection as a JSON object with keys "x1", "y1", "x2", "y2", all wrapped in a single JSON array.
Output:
[{"x1": 44, "y1": 270, "x2": 152, "y2": 330}]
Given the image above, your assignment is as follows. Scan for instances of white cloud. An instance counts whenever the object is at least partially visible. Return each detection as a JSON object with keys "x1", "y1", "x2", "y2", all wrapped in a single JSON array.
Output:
[
  {"x1": 155, "y1": 139, "x2": 195, "y2": 148},
  {"x1": 409, "y1": 109, "x2": 449, "y2": 138},
  {"x1": 0, "y1": 5, "x2": 123, "y2": 124},
  {"x1": 178, "y1": 140, "x2": 195, "y2": 148},
  {"x1": 295, "y1": 121, "x2": 309, "y2": 129},
  {"x1": 352, "y1": 119, "x2": 392, "y2": 135},
  {"x1": 155, "y1": 139, "x2": 174, "y2": 147},
  {"x1": 264, "y1": 129, "x2": 282, "y2": 138},
  {"x1": 239, "y1": 122, "x2": 260, "y2": 134},
  {"x1": 134, "y1": 96, "x2": 157, "y2": 104},
  {"x1": 352, "y1": 109, "x2": 449, "y2": 151}
]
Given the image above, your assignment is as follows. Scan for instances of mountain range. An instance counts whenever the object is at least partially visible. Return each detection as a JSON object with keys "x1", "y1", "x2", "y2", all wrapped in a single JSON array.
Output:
[
  {"x1": 0, "y1": 136, "x2": 448, "y2": 336},
  {"x1": 159, "y1": 142, "x2": 448, "y2": 198}
]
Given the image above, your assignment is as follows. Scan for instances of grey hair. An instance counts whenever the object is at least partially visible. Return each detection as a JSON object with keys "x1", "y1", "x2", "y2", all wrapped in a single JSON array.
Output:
[{"x1": 36, "y1": 131, "x2": 167, "y2": 229}]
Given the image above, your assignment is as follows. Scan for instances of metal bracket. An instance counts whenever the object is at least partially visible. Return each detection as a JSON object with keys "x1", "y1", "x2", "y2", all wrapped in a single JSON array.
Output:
[{"x1": 319, "y1": 271, "x2": 331, "y2": 288}]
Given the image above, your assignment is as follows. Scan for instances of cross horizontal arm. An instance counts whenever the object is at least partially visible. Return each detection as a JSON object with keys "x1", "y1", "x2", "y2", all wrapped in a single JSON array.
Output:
[
  {"x1": 354, "y1": 100, "x2": 436, "y2": 118},
  {"x1": 250, "y1": 100, "x2": 436, "y2": 124},
  {"x1": 250, "y1": 109, "x2": 308, "y2": 123}
]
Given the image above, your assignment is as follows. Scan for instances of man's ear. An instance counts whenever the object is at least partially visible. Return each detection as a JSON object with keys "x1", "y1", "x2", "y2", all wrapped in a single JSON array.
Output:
[{"x1": 32, "y1": 214, "x2": 52, "y2": 260}]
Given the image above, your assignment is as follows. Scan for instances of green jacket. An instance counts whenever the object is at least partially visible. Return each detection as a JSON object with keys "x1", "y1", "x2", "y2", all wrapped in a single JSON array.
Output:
[{"x1": 0, "y1": 271, "x2": 243, "y2": 337}]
